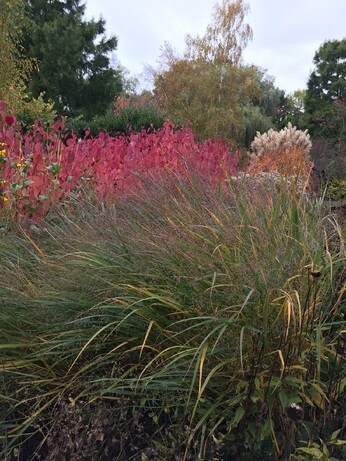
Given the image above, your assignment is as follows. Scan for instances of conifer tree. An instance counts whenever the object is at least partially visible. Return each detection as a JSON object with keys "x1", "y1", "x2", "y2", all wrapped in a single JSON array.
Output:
[
  {"x1": 24, "y1": 0, "x2": 123, "y2": 118},
  {"x1": 304, "y1": 39, "x2": 346, "y2": 140}
]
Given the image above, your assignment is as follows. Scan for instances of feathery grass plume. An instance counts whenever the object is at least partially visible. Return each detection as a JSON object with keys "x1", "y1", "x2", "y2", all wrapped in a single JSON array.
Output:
[
  {"x1": 250, "y1": 123, "x2": 312, "y2": 159},
  {"x1": 248, "y1": 123, "x2": 313, "y2": 180}
]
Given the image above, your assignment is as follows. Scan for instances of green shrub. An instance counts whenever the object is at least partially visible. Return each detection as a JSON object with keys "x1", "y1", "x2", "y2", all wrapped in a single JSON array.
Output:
[
  {"x1": 17, "y1": 92, "x2": 57, "y2": 128},
  {"x1": 118, "y1": 106, "x2": 165, "y2": 133},
  {"x1": 66, "y1": 106, "x2": 165, "y2": 137},
  {"x1": 325, "y1": 177, "x2": 346, "y2": 201}
]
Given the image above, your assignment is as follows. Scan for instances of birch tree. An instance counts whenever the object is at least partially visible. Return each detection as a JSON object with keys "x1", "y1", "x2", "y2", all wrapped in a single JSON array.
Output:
[{"x1": 153, "y1": 0, "x2": 259, "y2": 142}]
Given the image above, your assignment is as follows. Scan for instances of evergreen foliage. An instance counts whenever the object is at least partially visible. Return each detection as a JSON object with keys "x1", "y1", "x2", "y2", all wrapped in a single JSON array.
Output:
[
  {"x1": 304, "y1": 39, "x2": 346, "y2": 178},
  {"x1": 304, "y1": 39, "x2": 346, "y2": 140},
  {"x1": 23, "y1": 0, "x2": 123, "y2": 118},
  {"x1": 66, "y1": 106, "x2": 165, "y2": 137}
]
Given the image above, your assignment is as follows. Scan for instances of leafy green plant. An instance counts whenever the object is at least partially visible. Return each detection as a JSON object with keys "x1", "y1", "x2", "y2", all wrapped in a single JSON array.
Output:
[
  {"x1": 66, "y1": 106, "x2": 165, "y2": 138},
  {"x1": 293, "y1": 428, "x2": 346, "y2": 460},
  {"x1": 17, "y1": 92, "x2": 57, "y2": 129},
  {"x1": 325, "y1": 177, "x2": 346, "y2": 201}
]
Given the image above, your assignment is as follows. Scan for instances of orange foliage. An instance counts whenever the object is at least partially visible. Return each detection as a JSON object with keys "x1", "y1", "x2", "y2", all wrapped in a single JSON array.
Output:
[{"x1": 246, "y1": 146, "x2": 313, "y2": 181}]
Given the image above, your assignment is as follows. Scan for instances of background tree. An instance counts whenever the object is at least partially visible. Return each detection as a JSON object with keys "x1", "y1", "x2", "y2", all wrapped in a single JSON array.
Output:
[
  {"x1": 151, "y1": 1, "x2": 288, "y2": 148},
  {"x1": 24, "y1": 0, "x2": 123, "y2": 119},
  {"x1": 256, "y1": 72, "x2": 291, "y2": 128},
  {"x1": 0, "y1": 0, "x2": 34, "y2": 112},
  {"x1": 152, "y1": 0, "x2": 259, "y2": 144},
  {"x1": 239, "y1": 67, "x2": 291, "y2": 147},
  {"x1": 304, "y1": 39, "x2": 346, "y2": 138},
  {"x1": 303, "y1": 39, "x2": 346, "y2": 178},
  {"x1": 284, "y1": 90, "x2": 306, "y2": 128}
]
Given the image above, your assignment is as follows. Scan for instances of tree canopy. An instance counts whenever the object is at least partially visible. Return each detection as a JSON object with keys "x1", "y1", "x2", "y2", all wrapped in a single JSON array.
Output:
[
  {"x1": 304, "y1": 39, "x2": 346, "y2": 139},
  {"x1": 303, "y1": 39, "x2": 346, "y2": 178},
  {"x1": 184, "y1": 0, "x2": 252, "y2": 65},
  {"x1": 23, "y1": 0, "x2": 123, "y2": 118},
  {"x1": 0, "y1": 0, "x2": 35, "y2": 111},
  {"x1": 150, "y1": 0, "x2": 286, "y2": 147}
]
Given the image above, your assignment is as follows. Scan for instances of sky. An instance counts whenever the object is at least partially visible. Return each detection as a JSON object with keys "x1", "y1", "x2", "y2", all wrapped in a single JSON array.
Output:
[{"x1": 84, "y1": 0, "x2": 346, "y2": 95}]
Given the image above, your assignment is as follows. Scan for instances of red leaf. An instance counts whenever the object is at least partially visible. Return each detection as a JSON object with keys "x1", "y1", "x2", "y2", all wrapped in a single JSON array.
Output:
[{"x1": 4, "y1": 115, "x2": 16, "y2": 126}]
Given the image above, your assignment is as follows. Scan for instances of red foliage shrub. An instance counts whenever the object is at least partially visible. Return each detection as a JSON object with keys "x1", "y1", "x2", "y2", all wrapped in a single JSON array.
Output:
[{"x1": 0, "y1": 103, "x2": 240, "y2": 221}]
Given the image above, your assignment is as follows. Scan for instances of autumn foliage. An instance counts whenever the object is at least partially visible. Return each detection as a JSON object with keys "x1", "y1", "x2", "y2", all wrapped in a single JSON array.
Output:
[
  {"x1": 247, "y1": 123, "x2": 313, "y2": 180},
  {"x1": 246, "y1": 146, "x2": 313, "y2": 179},
  {"x1": 0, "y1": 102, "x2": 240, "y2": 220}
]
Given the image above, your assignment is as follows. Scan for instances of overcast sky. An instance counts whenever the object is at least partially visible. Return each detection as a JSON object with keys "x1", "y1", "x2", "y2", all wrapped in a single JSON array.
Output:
[{"x1": 84, "y1": 0, "x2": 346, "y2": 95}]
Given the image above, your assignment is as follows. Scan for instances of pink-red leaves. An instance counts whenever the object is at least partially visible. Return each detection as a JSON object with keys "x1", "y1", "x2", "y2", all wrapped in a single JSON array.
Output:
[{"x1": 0, "y1": 104, "x2": 240, "y2": 221}]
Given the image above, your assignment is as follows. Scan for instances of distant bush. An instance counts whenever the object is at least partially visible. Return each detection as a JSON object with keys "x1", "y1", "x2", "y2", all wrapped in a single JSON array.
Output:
[
  {"x1": 325, "y1": 177, "x2": 346, "y2": 201},
  {"x1": 17, "y1": 92, "x2": 57, "y2": 129},
  {"x1": 118, "y1": 106, "x2": 166, "y2": 133},
  {"x1": 66, "y1": 106, "x2": 165, "y2": 137}
]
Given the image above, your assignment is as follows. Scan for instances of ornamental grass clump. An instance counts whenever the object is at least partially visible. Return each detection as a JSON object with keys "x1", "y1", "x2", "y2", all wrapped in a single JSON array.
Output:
[
  {"x1": 1, "y1": 171, "x2": 345, "y2": 460},
  {"x1": 248, "y1": 123, "x2": 313, "y2": 180}
]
